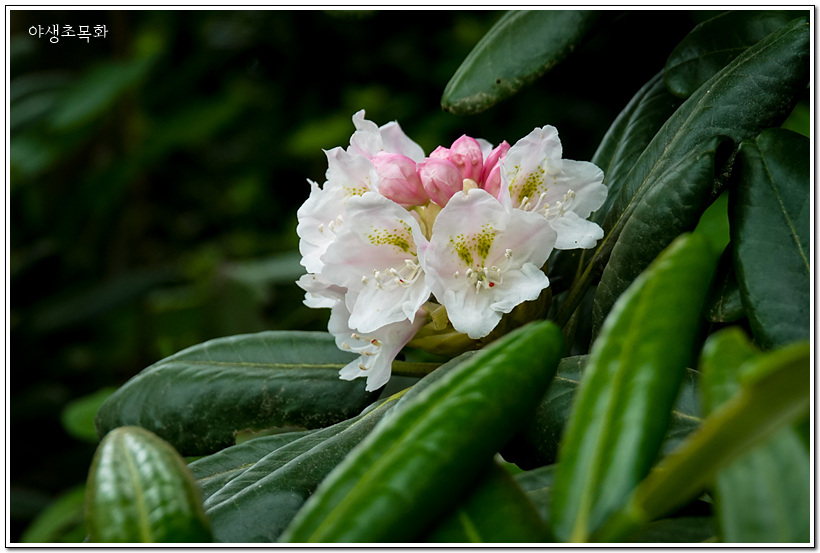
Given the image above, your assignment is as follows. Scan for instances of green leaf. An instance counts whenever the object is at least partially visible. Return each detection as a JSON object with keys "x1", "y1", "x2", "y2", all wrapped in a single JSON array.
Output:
[
  {"x1": 591, "y1": 136, "x2": 730, "y2": 333},
  {"x1": 700, "y1": 328, "x2": 809, "y2": 543},
  {"x1": 196, "y1": 395, "x2": 402, "y2": 543},
  {"x1": 95, "y1": 331, "x2": 380, "y2": 456},
  {"x1": 192, "y1": 353, "x2": 471, "y2": 543},
  {"x1": 86, "y1": 426, "x2": 211, "y2": 543},
  {"x1": 502, "y1": 356, "x2": 702, "y2": 470},
  {"x1": 190, "y1": 430, "x2": 313, "y2": 501},
  {"x1": 61, "y1": 387, "x2": 117, "y2": 443},
  {"x1": 591, "y1": 72, "x2": 683, "y2": 224},
  {"x1": 705, "y1": 247, "x2": 745, "y2": 323},
  {"x1": 629, "y1": 517, "x2": 715, "y2": 543},
  {"x1": 441, "y1": 10, "x2": 600, "y2": 115},
  {"x1": 730, "y1": 128, "x2": 810, "y2": 348},
  {"x1": 515, "y1": 464, "x2": 556, "y2": 524},
  {"x1": 605, "y1": 340, "x2": 810, "y2": 541},
  {"x1": 557, "y1": 17, "x2": 808, "y2": 327},
  {"x1": 426, "y1": 461, "x2": 549, "y2": 543},
  {"x1": 281, "y1": 321, "x2": 563, "y2": 543},
  {"x1": 21, "y1": 486, "x2": 87, "y2": 543},
  {"x1": 664, "y1": 11, "x2": 807, "y2": 98},
  {"x1": 550, "y1": 233, "x2": 718, "y2": 543}
]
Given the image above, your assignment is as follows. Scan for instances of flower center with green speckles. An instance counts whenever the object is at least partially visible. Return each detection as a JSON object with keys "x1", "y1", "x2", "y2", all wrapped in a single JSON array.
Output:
[
  {"x1": 452, "y1": 248, "x2": 514, "y2": 293},
  {"x1": 508, "y1": 165, "x2": 560, "y2": 210},
  {"x1": 367, "y1": 222, "x2": 416, "y2": 255}
]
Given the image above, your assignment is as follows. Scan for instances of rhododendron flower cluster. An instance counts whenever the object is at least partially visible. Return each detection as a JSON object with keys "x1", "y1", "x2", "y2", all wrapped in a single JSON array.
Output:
[{"x1": 297, "y1": 111, "x2": 606, "y2": 391}]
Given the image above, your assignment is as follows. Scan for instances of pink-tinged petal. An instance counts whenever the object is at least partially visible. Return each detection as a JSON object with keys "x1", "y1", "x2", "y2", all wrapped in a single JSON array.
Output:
[
  {"x1": 429, "y1": 145, "x2": 451, "y2": 160},
  {"x1": 419, "y1": 158, "x2": 463, "y2": 207},
  {"x1": 372, "y1": 152, "x2": 429, "y2": 207},
  {"x1": 320, "y1": 192, "x2": 430, "y2": 334},
  {"x1": 500, "y1": 126, "x2": 563, "y2": 209},
  {"x1": 476, "y1": 138, "x2": 494, "y2": 159},
  {"x1": 449, "y1": 135, "x2": 484, "y2": 181},
  {"x1": 420, "y1": 188, "x2": 556, "y2": 339},
  {"x1": 480, "y1": 141, "x2": 510, "y2": 198}
]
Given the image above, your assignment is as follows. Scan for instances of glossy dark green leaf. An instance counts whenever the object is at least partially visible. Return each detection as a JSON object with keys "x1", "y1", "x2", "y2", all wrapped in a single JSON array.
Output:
[
  {"x1": 706, "y1": 248, "x2": 745, "y2": 323},
  {"x1": 191, "y1": 352, "x2": 472, "y2": 543},
  {"x1": 730, "y1": 128, "x2": 810, "y2": 348},
  {"x1": 665, "y1": 11, "x2": 806, "y2": 98},
  {"x1": 190, "y1": 430, "x2": 313, "y2": 501},
  {"x1": 700, "y1": 328, "x2": 809, "y2": 543},
  {"x1": 591, "y1": 72, "x2": 682, "y2": 224},
  {"x1": 629, "y1": 517, "x2": 715, "y2": 543},
  {"x1": 515, "y1": 464, "x2": 556, "y2": 524},
  {"x1": 557, "y1": 18, "x2": 808, "y2": 327},
  {"x1": 282, "y1": 321, "x2": 563, "y2": 542},
  {"x1": 550, "y1": 234, "x2": 718, "y2": 543},
  {"x1": 197, "y1": 394, "x2": 402, "y2": 543},
  {"x1": 441, "y1": 10, "x2": 600, "y2": 115},
  {"x1": 502, "y1": 356, "x2": 702, "y2": 470},
  {"x1": 592, "y1": 136, "x2": 729, "y2": 333},
  {"x1": 95, "y1": 331, "x2": 380, "y2": 455},
  {"x1": 603, "y1": 340, "x2": 810, "y2": 541},
  {"x1": 426, "y1": 462, "x2": 548, "y2": 543},
  {"x1": 86, "y1": 426, "x2": 211, "y2": 543}
]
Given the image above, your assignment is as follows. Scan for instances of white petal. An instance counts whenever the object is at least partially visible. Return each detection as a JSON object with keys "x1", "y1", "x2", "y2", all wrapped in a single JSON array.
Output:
[
  {"x1": 324, "y1": 147, "x2": 377, "y2": 195},
  {"x1": 550, "y1": 211, "x2": 605, "y2": 250},
  {"x1": 439, "y1": 286, "x2": 502, "y2": 340},
  {"x1": 296, "y1": 181, "x2": 349, "y2": 274},
  {"x1": 296, "y1": 273, "x2": 345, "y2": 308},
  {"x1": 329, "y1": 301, "x2": 426, "y2": 392},
  {"x1": 500, "y1": 125, "x2": 563, "y2": 208},
  {"x1": 555, "y1": 159, "x2": 607, "y2": 218},
  {"x1": 379, "y1": 121, "x2": 425, "y2": 162},
  {"x1": 349, "y1": 110, "x2": 425, "y2": 162},
  {"x1": 320, "y1": 192, "x2": 430, "y2": 333},
  {"x1": 488, "y1": 263, "x2": 550, "y2": 313},
  {"x1": 421, "y1": 188, "x2": 555, "y2": 339}
]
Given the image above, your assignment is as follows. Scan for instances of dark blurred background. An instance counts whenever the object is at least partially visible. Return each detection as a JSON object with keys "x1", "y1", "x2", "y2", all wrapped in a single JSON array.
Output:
[{"x1": 10, "y1": 9, "x2": 738, "y2": 542}]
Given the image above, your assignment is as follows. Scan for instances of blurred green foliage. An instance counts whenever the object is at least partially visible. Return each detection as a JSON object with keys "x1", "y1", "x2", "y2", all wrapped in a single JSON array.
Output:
[{"x1": 10, "y1": 9, "x2": 723, "y2": 542}]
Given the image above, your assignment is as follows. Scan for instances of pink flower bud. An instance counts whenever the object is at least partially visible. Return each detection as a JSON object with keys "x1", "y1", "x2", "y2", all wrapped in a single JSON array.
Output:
[
  {"x1": 372, "y1": 152, "x2": 429, "y2": 207},
  {"x1": 480, "y1": 140, "x2": 510, "y2": 198},
  {"x1": 449, "y1": 135, "x2": 484, "y2": 182},
  {"x1": 429, "y1": 145, "x2": 451, "y2": 160},
  {"x1": 419, "y1": 158, "x2": 463, "y2": 207}
]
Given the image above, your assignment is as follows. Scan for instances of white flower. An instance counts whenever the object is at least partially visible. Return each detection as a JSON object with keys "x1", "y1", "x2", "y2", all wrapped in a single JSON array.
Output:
[
  {"x1": 418, "y1": 188, "x2": 556, "y2": 339},
  {"x1": 328, "y1": 300, "x2": 426, "y2": 392},
  {"x1": 349, "y1": 110, "x2": 425, "y2": 162},
  {"x1": 320, "y1": 192, "x2": 430, "y2": 334},
  {"x1": 297, "y1": 111, "x2": 426, "y2": 275},
  {"x1": 500, "y1": 125, "x2": 607, "y2": 249}
]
